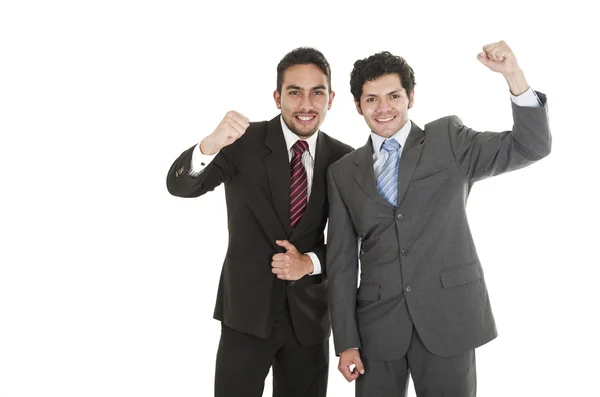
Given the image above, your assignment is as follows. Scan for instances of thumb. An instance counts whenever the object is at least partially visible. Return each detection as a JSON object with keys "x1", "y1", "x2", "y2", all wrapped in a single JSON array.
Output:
[
  {"x1": 355, "y1": 356, "x2": 365, "y2": 375},
  {"x1": 276, "y1": 240, "x2": 297, "y2": 252},
  {"x1": 477, "y1": 52, "x2": 494, "y2": 68}
]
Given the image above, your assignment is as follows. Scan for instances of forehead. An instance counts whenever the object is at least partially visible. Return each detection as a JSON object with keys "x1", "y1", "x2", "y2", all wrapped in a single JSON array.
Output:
[
  {"x1": 282, "y1": 64, "x2": 328, "y2": 89},
  {"x1": 362, "y1": 73, "x2": 405, "y2": 96}
]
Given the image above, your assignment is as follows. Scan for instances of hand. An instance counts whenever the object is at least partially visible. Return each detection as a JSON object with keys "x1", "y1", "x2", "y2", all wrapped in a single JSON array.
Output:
[
  {"x1": 200, "y1": 111, "x2": 250, "y2": 155},
  {"x1": 338, "y1": 349, "x2": 365, "y2": 382},
  {"x1": 477, "y1": 40, "x2": 529, "y2": 96},
  {"x1": 477, "y1": 40, "x2": 520, "y2": 75},
  {"x1": 271, "y1": 240, "x2": 313, "y2": 281}
]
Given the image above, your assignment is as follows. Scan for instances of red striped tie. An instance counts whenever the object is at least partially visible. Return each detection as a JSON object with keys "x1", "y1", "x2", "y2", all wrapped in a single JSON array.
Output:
[{"x1": 290, "y1": 140, "x2": 309, "y2": 228}]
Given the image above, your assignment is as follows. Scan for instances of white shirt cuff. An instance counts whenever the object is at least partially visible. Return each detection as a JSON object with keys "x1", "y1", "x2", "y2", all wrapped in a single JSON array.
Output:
[
  {"x1": 305, "y1": 252, "x2": 322, "y2": 275},
  {"x1": 510, "y1": 87, "x2": 541, "y2": 108},
  {"x1": 190, "y1": 143, "x2": 218, "y2": 176}
]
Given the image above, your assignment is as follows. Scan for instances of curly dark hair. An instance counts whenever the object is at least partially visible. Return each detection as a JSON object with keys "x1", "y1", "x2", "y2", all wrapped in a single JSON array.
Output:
[
  {"x1": 350, "y1": 51, "x2": 416, "y2": 104},
  {"x1": 276, "y1": 47, "x2": 332, "y2": 94}
]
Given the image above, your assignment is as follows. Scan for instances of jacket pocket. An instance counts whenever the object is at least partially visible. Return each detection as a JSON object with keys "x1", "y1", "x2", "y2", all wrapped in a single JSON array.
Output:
[
  {"x1": 412, "y1": 167, "x2": 448, "y2": 183},
  {"x1": 440, "y1": 260, "x2": 484, "y2": 289}
]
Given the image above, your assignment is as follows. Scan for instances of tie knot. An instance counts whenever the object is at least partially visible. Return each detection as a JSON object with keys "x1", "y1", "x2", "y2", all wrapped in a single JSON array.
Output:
[
  {"x1": 292, "y1": 140, "x2": 309, "y2": 156},
  {"x1": 381, "y1": 138, "x2": 401, "y2": 153}
]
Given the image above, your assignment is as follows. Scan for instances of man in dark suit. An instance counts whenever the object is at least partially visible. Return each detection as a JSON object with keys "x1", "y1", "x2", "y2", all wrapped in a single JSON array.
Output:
[
  {"x1": 166, "y1": 47, "x2": 352, "y2": 397},
  {"x1": 326, "y1": 41, "x2": 551, "y2": 396}
]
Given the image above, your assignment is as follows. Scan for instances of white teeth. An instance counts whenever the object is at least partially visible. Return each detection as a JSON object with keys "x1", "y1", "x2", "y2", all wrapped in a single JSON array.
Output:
[
  {"x1": 376, "y1": 116, "x2": 394, "y2": 122},
  {"x1": 297, "y1": 115, "x2": 314, "y2": 121}
]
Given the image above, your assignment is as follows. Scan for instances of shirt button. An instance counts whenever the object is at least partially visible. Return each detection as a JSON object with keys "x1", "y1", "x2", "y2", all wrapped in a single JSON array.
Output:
[
  {"x1": 401, "y1": 249, "x2": 409, "y2": 256},
  {"x1": 396, "y1": 213, "x2": 404, "y2": 220},
  {"x1": 405, "y1": 286, "x2": 411, "y2": 292}
]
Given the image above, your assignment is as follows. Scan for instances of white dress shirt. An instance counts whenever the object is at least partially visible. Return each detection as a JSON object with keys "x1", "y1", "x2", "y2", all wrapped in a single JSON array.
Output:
[{"x1": 189, "y1": 116, "x2": 323, "y2": 275}]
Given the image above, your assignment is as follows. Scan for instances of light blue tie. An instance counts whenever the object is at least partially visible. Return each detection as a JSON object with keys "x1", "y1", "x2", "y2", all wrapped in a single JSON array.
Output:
[{"x1": 376, "y1": 139, "x2": 401, "y2": 206}]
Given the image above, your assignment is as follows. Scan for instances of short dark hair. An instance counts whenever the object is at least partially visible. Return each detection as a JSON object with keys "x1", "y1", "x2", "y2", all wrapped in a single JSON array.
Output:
[
  {"x1": 276, "y1": 47, "x2": 332, "y2": 94},
  {"x1": 350, "y1": 51, "x2": 416, "y2": 103}
]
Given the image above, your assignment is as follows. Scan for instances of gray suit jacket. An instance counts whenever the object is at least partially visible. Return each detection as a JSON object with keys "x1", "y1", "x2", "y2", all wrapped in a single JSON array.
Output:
[{"x1": 326, "y1": 92, "x2": 551, "y2": 361}]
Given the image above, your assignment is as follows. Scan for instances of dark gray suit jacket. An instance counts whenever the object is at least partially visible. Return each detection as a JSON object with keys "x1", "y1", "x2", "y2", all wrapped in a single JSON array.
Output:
[
  {"x1": 167, "y1": 116, "x2": 352, "y2": 346},
  {"x1": 326, "y1": 93, "x2": 551, "y2": 360}
]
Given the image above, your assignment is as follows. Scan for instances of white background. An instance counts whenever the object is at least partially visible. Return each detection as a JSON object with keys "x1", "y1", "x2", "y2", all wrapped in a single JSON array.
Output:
[{"x1": 1, "y1": 0, "x2": 598, "y2": 396}]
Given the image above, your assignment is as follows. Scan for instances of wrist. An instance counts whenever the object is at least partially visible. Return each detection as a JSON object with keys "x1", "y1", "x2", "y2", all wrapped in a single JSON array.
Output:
[
  {"x1": 303, "y1": 254, "x2": 314, "y2": 275},
  {"x1": 503, "y1": 68, "x2": 529, "y2": 96},
  {"x1": 200, "y1": 136, "x2": 220, "y2": 155}
]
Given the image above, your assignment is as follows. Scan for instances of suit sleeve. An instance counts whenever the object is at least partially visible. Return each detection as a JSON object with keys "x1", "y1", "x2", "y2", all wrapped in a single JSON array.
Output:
[
  {"x1": 326, "y1": 167, "x2": 361, "y2": 355},
  {"x1": 166, "y1": 139, "x2": 242, "y2": 198},
  {"x1": 449, "y1": 91, "x2": 551, "y2": 182}
]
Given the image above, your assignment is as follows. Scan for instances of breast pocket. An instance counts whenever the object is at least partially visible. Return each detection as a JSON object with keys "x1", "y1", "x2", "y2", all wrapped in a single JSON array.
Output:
[{"x1": 410, "y1": 167, "x2": 449, "y2": 188}]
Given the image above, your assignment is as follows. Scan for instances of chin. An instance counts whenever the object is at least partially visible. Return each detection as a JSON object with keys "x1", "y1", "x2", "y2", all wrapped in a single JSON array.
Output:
[{"x1": 291, "y1": 124, "x2": 319, "y2": 138}]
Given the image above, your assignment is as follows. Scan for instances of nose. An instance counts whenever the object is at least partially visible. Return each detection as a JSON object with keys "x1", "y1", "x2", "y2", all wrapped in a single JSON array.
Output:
[
  {"x1": 377, "y1": 97, "x2": 392, "y2": 112},
  {"x1": 300, "y1": 93, "x2": 314, "y2": 112}
]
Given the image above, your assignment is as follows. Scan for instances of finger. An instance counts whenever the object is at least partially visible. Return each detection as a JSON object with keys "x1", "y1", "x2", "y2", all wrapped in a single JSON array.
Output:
[
  {"x1": 482, "y1": 41, "x2": 501, "y2": 54},
  {"x1": 271, "y1": 261, "x2": 288, "y2": 269},
  {"x1": 477, "y1": 52, "x2": 493, "y2": 66},
  {"x1": 226, "y1": 119, "x2": 247, "y2": 137},
  {"x1": 272, "y1": 253, "x2": 290, "y2": 262},
  {"x1": 354, "y1": 356, "x2": 365, "y2": 375},
  {"x1": 338, "y1": 365, "x2": 354, "y2": 382},
  {"x1": 481, "y1": 42, "x2": 499, "y2": 61},
  {"x1": 276, "y1": 273, "x2": 290, "y2": 280},
  {"x1": 229, "y1": 110, "x2": 250, "y2": 126},
  {"x1": 276, "y1": 239, "x2": 297, "y2": 252},
  {"x1": 228, "y1": 116, "x2": 250, "y2": 135},
  {"x1": 271, "y1": 267, "x2": 286, "y2": 275},
  {"x1": 493, "y1": 46, "x2": 512, "y2": 62}
]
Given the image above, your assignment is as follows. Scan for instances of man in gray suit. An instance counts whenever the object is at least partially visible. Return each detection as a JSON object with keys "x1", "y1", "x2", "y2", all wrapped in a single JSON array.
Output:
[{"x1": 326, "y1": 41, "x2": 551, "y2": 396}]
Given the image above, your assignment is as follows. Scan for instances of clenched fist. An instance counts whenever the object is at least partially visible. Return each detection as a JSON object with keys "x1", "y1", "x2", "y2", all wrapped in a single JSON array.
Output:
[
  {"x1": 200, "y1": 111, "x2": 250, "y2": 155},
  {"x1": 477, "y1": 40, "x2": 529, "y2": 96}
]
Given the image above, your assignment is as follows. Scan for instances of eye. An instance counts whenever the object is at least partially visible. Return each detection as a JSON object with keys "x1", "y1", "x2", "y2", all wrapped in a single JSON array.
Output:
[
  {"x1": 365, "y1": 97, "x2": 376, "y2": 103},
  {"x1": 390, "y1": 94, "x2": 400, "y2": 99},
  {"x1": 289, "y1": 91, "x2": 299, "y2": 95},
  {"x1": 313, "y1": 91, "x2": 325, "y2": 96}
]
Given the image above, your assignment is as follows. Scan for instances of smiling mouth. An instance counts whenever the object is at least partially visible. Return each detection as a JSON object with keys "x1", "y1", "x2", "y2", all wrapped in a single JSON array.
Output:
[
  {"x1": 375, "y1": 116, "x2": 396, "y2": 123},
  {"x1": 295, "y1": 114, "x2": 317, "y2": 124}
]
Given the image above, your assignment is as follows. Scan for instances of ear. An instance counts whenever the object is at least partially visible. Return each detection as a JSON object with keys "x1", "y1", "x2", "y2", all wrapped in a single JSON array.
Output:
[
  {"x1": 354, "y1": 100, "x2": 363, "y2": 115},
  {"x1": 327, "y1": 91, "x2": 335, "y2": 110},
  {"x1": 273, "y1": 90, "x2": 281, "y2": 109},
  {"x1": 408, "y1": 90, "x2": 415, "y2": 109}
]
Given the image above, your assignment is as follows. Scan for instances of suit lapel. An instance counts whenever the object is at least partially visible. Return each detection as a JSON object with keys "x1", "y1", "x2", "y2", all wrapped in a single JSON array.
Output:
[
  {"x1": 290, "y1": 131, "x2": 332, "y2": 239},
  {"x1": 353, "y1": 122, "x2": 426, "y2": 209},
  {"x1": 353, "y1": 139, "x2": 395, "y2": 209},
  {"x1": 264, "y1": 117, "x2": 292, "y2": 237},
  {"x1": 396, "y1": 122, "x2": 426, "y2": 206}
]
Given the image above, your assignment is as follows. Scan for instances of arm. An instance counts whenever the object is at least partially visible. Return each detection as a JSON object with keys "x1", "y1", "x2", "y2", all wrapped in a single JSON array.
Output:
[
  {"x1": 166, "y1": 111, "x2": 249, "y2": 197},
  {"x1": 451, "y1": 41, "x2": 551, "y2": 182},
  {"x1": 326, "y1": 167, "x2": 361, "y2": 354}
]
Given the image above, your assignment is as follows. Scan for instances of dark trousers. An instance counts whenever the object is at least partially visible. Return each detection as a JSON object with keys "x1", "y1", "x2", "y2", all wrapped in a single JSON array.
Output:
[
  {"x1": 215, "y1": 310, "x2": 329, "y2": 397},
  {"x1": 356, "y1": 327, "x2": 476, "y2": 397}
]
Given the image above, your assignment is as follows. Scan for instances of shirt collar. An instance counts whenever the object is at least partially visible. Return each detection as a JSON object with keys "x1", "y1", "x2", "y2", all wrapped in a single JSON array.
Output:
[
  {"x1": 370, "y1": 120, "x2": 412, "y2": 154},
  {"x1": 280, "y1": 116, "x2": 318, "y2": 156}
]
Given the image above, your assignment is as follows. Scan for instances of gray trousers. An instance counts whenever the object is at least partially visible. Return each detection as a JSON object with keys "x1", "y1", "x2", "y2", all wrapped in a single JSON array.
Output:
[{"x1": 356, "y1": 327, "x2": 476, "y2": 397}]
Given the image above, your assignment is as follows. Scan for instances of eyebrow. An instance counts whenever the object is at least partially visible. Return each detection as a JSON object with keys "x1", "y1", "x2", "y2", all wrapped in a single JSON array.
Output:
[
  {"x1": 364, "y1": 89, "x2": 403, "y2": 97},
  {"x1": 285, "y1": 85, "x2": 327, "y2": 91}
]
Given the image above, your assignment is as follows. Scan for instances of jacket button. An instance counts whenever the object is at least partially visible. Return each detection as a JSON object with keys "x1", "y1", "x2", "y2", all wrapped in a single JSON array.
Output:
[
  {"x1": 401, "y1": 249, "x2": 409, "y2": 256},
  {"x1": 397, "y1": 213, "x2": 404, "y2": 220},
  {"x1": 405, "y1": 285, "x2": 411, "y2": 292}
]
